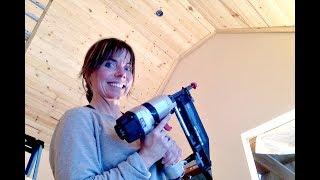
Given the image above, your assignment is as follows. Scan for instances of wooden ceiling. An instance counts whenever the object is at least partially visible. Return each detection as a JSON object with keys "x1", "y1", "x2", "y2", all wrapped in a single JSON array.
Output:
[{"x1": 25, "y1": 0, "x2": 294, "y2": 149}]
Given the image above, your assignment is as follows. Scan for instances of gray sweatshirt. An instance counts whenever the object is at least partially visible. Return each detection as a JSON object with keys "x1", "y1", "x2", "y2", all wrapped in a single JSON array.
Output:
[{"x1": 49, "y1": 106, "x2": 167, "y2": 180}]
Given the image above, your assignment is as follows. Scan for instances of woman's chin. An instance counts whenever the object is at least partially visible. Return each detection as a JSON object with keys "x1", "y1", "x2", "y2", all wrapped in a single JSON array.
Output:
[{"x1": 106, "y1": 93, "x2": 123, "y2": 100}]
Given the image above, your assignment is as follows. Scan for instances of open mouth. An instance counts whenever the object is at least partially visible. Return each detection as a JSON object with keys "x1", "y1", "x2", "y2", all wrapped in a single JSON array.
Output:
[{"x1": 108, "y1": 82, "x2": 125, "y2": 89}]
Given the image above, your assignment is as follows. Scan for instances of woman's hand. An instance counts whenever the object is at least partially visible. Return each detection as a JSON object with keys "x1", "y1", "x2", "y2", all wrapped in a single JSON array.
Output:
[
  {"x1": 161, "y1": 139, "x2": 182, "y2": 167},
  {"x1": 138, "y1": 114, "x2": 174, "y2": 169}
]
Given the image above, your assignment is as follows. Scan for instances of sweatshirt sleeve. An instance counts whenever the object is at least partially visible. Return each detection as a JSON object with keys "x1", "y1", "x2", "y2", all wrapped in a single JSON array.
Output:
[{"x1": 50, "y1": 108, "x2": 151, "y2": 180}]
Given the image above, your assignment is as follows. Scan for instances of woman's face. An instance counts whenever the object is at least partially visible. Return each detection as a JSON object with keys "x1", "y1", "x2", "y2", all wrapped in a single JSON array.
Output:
[{"x1": 90, "y1": 50, "x2": 133, "y2": 100}]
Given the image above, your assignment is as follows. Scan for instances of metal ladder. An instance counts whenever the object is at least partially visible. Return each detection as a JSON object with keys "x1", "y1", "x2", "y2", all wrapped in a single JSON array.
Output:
[
  {"x1": 25, "y1": 134, "x2": 44, "y2": 180},
  {"x1": 25, "y1": 0, "x2": 53, "y2": 52}
]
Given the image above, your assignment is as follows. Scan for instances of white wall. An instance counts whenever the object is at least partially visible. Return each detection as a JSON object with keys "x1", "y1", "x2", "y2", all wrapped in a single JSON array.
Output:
[{"x1": 163, "y1": 33, "x2": 294, "y2": 180}]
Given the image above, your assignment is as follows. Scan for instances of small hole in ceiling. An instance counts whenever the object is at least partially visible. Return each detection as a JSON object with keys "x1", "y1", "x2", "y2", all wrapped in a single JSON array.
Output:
[{"x1": 155, "y1": 9, "x2": 163, "y2": 17}]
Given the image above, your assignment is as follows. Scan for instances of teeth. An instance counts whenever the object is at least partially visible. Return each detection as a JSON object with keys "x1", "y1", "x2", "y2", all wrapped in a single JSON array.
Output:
[{"x1": 109, "y1": 83, "x2": 124, "y2": 88}]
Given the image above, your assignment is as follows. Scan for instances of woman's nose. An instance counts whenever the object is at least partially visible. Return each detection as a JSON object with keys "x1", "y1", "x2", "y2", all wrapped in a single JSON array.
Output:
[{"x1": 114, "y1": 66, "x2": 126, "y2": 78}]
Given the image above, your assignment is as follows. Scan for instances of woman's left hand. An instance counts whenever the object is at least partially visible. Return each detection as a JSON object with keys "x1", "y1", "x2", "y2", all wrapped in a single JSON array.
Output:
[{"x1": 161, "y1": 137, "x2": 182, "y2": 166}]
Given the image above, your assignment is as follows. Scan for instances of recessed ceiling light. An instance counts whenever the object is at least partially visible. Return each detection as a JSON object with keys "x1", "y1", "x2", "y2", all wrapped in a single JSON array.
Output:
[{"x1": 155, "y1": 9, "x2": 163, "y2": 17}]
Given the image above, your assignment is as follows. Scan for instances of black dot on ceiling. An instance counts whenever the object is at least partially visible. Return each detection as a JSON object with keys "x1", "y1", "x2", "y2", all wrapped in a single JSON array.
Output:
[{"x1": 155, "y1": 9, "x2": 163, "y2": 17}]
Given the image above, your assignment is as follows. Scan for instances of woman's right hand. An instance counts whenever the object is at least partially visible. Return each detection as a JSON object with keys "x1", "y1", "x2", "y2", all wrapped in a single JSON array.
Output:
[{"x1": 138, "y1": 114, "x2": 174, "y2": 169}]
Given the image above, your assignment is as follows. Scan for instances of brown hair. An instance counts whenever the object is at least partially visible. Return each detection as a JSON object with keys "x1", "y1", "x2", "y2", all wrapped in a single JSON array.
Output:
[{"x1": 79, "y1": 38, "x2": 135, "y2": 102}]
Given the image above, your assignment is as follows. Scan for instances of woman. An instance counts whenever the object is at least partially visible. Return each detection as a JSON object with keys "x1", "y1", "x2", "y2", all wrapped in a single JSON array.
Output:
[{"x1": 49, "y1": 38, "x2": 182, "y2": 180}]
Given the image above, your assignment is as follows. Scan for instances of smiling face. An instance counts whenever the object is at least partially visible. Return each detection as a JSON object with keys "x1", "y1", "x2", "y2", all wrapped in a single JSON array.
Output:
[{"x1": 90, "y1": 49, "x2": 133, "y2": 100}]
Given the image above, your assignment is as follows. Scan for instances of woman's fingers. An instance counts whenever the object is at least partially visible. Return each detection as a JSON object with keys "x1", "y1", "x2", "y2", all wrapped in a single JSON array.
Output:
[
  {"x1": 165, "y1": 135, "x2": 171, "y2": 141},
  {"x1": 154, "y1": 114, "x2": 172, "y2": 132},
  {"x1": 162, "y1": 139, "x2": 181, "y2": 165}
]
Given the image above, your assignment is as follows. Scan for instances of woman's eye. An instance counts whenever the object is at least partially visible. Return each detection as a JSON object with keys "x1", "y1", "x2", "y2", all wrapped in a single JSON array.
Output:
[
  {"x1": 124, "y1": 65, "x2": 132, "y2": 72},
  {"x1": 105, "y1": 61, "x2": 117, "y2": 69}
]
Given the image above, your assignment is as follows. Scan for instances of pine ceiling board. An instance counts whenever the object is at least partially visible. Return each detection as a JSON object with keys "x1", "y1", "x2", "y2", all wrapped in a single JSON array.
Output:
[
  {"x1": 46, "y1": 0, "x2": 116, "y2": 45},
  {"x1": 143, "y1": 0, "x2": 210, "y2": 45},
  {"x1": 25, "y1": 109, "x2": 58, "y2": 133},
  {"x1": 217, "y1": 0, "x2": 268, "y2": 28},
  {"x1": 30, "y1": 27, "x2": 86, "y2": 69},
  {"x1": 27, "y1": 38, "x2": 82, "y2": 80},
  {"x1": 26, "y1": 54, "x2": 84, "y2": 95},
  {"x1": 59, "y1": 0, "x2": 176, "y2": 71},
  {"x1": 26, "y1": 63, "x2": 87, "y2": 106},
  {"x1": 178, "y1": 0, "x2": 216, "y2": 33},
  {"x1": 30, "y1": 0, "x2": 116, "y2": 65},
  {"x1": 128, "y1": 0, "x2": 188, "y2": 45},
  {"x1": 26, "y1": 123, "x2": 40, "y2": 137},
  {"x1": 273, "y1": 0, "x2": 295, "y2": 24},
  {"x1": 26, "y1": 104, "x2": 58, "y2": 130},
  {"x1": 25, "y1": 78, "x2": 85, "y2": 114},
  {"x1": 247, "y1": 0, "x2": 294, "y2": 26},
  {"x1": 126, "y1": 52, "x2": 173, "y2": 102},
  {"x1": 25, "y1": 105, "x2": 60, "y2": 129},
  {"x1": 26, "y1": 85, "x2": 70, "y2": 118},
  {"x1": 25, "y1": 86, "x2": 81, "y2": 120},
  {"x1": 26, "y1": 83, "x2": 86, "y2": 139},
  {"x1": 134, "y1": 47, "x2": 171, "y2": 78},
  {"x1": 25, "y1": 95, "x2": 75, "y2": 129},
  {"x1": 165, "y1": 0, "x2": 214, "y2": 37},
  {"x1": 25, "y1": 93, "x2": 69, "y2": 128},
  {"x1": 26, "y1": 117, "x2": 54, "y2": 136},
  {"x1": 56, "y1": 0, "x2": 178, "y2": 62},
  {"x1": 187, "y1": 0, "x2": 250, "y2": 29},
  {"x1": 105, "y1": 0, "x2": 189, "y2": 57},
  {"x1": 53, "y1": 0, "x2": 128, "y2": 37},
  {"x1": 25, "y1": 123, "x2": 52, "y2": 149},
  {"x1": 126, "y1": 40, "x2": 173, "y2": 78},
  {"x1": 25, "y1": 64, "x2": 81, "y2": 104},
  {"x1": 25, "y1": 64, "x2": 84, "y2": 106},
  {"x1": 25, "y1": 105, "x2": 59, "y2": 141}
]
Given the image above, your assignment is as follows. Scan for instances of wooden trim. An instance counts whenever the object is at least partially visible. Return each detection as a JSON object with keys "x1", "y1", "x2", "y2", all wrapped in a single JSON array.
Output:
[
  {"x1": 242, "y1": 133, "x2": 259, "y2": 180},
  {"x1": 241, "y1": 109, "x2": 295, "y2": 138},
  {"x1": 241, "y1": 109, "x2": 295, "y2": 180},
  {"x1": 216, "y1": 26, "x2": 295, "y2": 33}
]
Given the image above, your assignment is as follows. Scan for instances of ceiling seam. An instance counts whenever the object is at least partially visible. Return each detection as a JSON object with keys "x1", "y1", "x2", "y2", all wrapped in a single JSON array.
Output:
[
  {"x1": 102, "y1": 0, "x2": 177, "y2": 61},
  {"x1": 246, "y1": 0, "x2": 270, "y2": 27},
  {"x1": 217, "y1": 0, "x2": 251, "y2": 28}
]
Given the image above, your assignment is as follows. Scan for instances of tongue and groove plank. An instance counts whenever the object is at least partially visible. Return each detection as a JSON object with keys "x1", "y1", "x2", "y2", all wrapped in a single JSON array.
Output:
[{"x1": 247, "y1": 0, "x2": 294, "y2": 26}]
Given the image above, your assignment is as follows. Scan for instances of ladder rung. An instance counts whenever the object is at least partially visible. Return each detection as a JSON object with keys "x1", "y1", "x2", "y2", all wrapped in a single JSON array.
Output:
[
  {"x1": 25, "y1": 12, "x2": 39, "y2": 22},
  {"x1": 28, "y1": 0, "x2": 46, "y2": 10},
  {"x1": 25, "y1": 29, "x2": 31, "y2": 40}
]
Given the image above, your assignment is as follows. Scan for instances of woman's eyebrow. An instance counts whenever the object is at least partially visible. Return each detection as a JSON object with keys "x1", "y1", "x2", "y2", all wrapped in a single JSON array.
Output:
[
  {"x1": 106, "y1": 58, "x2": 117, "y2": 62},
  {"x1": 107, "y1": 57, "x2": 131, "y2": 65}
]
